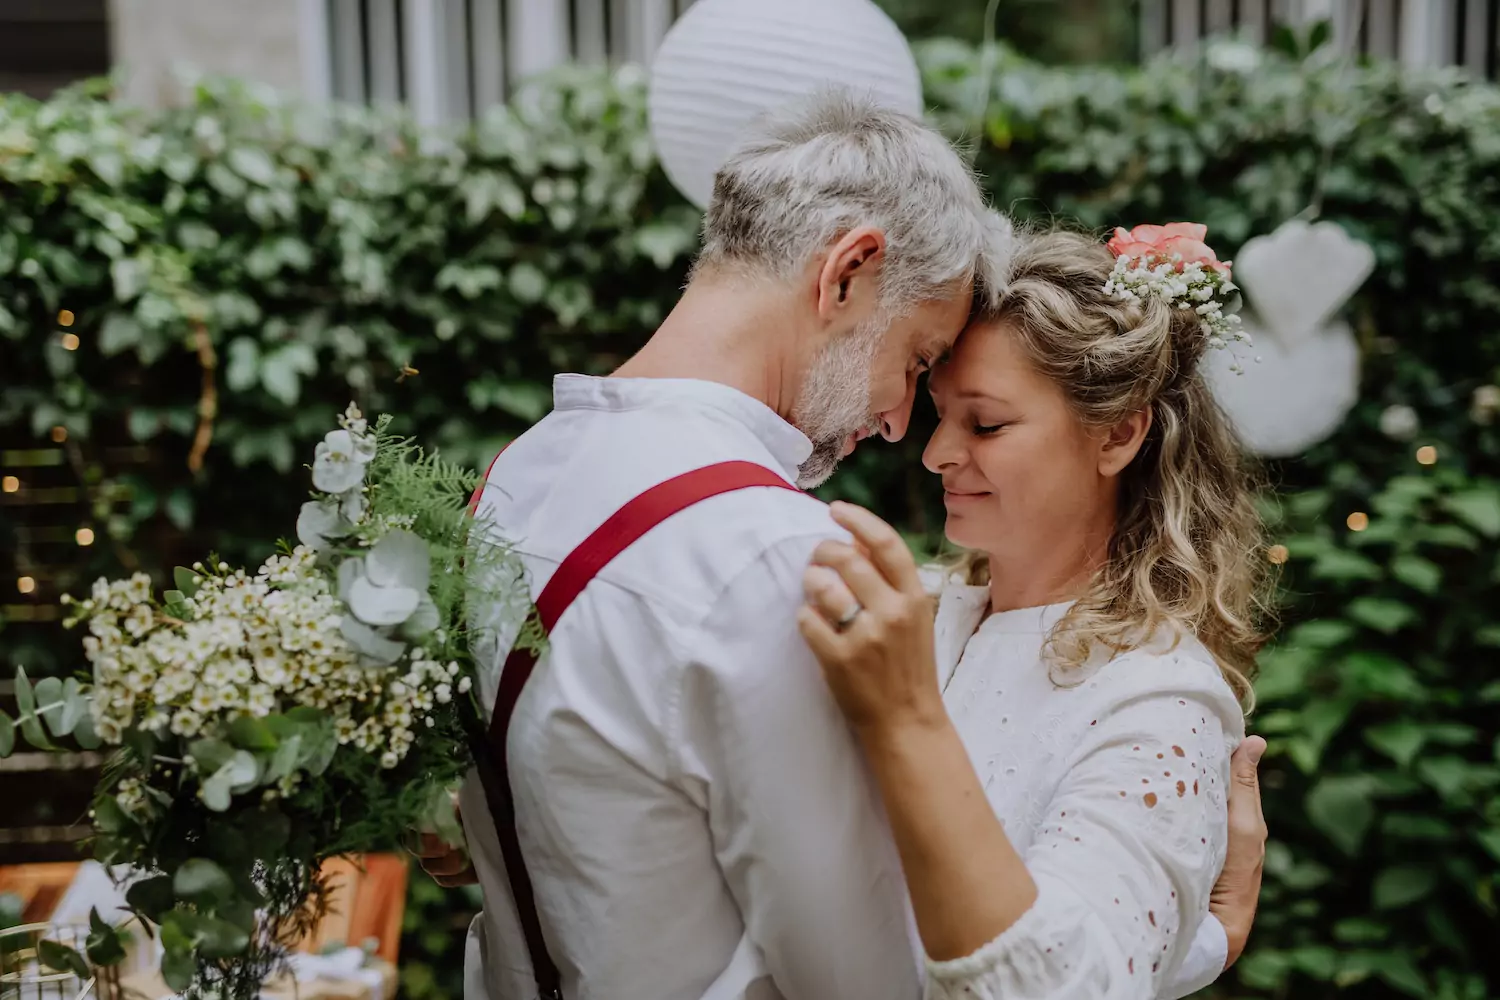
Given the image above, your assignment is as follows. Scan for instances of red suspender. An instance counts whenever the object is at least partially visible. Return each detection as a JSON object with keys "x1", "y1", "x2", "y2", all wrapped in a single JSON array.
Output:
[{"x1": 471, "y1": 460, "x2": 800, "y2": 999}]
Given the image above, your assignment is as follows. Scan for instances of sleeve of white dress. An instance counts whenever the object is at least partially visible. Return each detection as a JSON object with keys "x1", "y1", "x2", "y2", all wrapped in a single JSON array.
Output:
[
  {"x1": 926, "y1": 655, "x2": 1240, "y2": 1000},
  {"x1": 1161, "y1": 913, "x2": 1228, "y2": 999},
  {"x1": 671, "y1": 531, "x2": 923, "y2": 1000}
]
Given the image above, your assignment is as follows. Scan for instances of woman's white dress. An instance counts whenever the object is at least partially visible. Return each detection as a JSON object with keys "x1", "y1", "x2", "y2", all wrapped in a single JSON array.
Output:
[{"x1": 927, "y1": 579, "x2": 1246, "y2": 1000}]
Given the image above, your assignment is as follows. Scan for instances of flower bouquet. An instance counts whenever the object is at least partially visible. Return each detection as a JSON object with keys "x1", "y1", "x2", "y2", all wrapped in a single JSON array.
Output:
[{"x1": 0, "y1": 404, "x2": 533, "y2": 1000}]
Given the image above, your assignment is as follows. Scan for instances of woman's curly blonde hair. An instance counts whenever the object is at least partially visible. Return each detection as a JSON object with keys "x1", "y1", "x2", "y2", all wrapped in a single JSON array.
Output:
[{"x1": 953, "y1": 228, "x2": 1274, "y2": 706}]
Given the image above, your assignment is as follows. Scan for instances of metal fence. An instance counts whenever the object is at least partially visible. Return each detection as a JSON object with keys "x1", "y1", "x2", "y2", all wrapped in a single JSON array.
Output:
[
  {"x1": 309, "y1": 0, "x2": 1497, "y2": 125},
  {"x1": 1140, "y1": 0, "x2": 1498, "y2": 78},
  {"x1": 316, "y1": 0, "x2": 695, "y2": 123}
]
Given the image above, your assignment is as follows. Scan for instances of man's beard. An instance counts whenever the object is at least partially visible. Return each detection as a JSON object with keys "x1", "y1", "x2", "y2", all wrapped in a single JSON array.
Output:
[{"x1": 792, "y1": 318, "x2": 884, "y2": 489}]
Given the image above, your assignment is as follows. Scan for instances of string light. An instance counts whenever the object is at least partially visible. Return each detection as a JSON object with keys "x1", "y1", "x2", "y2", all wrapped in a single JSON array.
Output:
[
  {"x1": 75, "y1": 527, "x2": 95, "y2": 547},
  {"x1": 1, "y1": 476, "x2": 17, "y2": 493},
  {"x1": 51, "y1": 426, "x2": 67, "y2": 443},
  {"x1": 17, "y1": 576, "x2": 36, "y2": 595},
  {"x1": 61, "y1": 333, "x2": 80, "y2": 351},
  {"x1": 1266, "y1": 544, "x2": 1289, "y2": 565},
  {"x1": 1347, "y1": 512, "x2": 1370, "y2": 532},
  {"x1": 1416, "y1": 445, "x2": 1438, "y2": 465},
  {"x1": 57, "y1": 309, "x2": 75, "y2": 327}
]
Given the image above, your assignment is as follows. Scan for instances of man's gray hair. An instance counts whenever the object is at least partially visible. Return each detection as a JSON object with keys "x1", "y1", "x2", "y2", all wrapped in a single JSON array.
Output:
[{"x1": 695, "y1": 87, "x2": 1007, "y2": 311}]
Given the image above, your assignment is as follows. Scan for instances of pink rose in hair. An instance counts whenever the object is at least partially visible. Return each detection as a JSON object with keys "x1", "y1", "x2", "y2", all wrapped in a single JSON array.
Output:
[{"x1": 1108, "y1": 222, "x2": 1231, "y2": 274}]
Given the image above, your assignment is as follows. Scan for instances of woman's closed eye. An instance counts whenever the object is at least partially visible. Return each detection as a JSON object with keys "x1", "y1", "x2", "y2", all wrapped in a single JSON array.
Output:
[{"x1": 973, "y1": 421, "x2": 1008, "y2": 436}]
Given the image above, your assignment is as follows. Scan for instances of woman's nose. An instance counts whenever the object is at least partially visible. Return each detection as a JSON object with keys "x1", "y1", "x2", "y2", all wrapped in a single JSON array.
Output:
[{"x1": 922, "y1": 419, "x2": 963, "y2": 474}]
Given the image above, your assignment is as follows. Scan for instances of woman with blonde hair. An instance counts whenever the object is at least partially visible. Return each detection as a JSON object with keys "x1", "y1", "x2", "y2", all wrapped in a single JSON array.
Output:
[{"x1": 800, "y1": 223, "x2": 1270, "y2": 999}]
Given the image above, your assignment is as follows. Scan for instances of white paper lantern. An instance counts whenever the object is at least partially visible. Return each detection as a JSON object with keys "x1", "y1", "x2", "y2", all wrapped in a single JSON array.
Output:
[
  {"x1": 1204, "y1": 316, "x2": 1361, "y2": 458},
  {"x1": 647, "y1": 0, "x2": 924, "y2": 209}
]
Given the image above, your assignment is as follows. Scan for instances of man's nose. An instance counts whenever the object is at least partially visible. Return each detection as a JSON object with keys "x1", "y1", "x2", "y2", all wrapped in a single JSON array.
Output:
[{"x1": 879, "y1": 376, "x2": 919, "y2": 442}]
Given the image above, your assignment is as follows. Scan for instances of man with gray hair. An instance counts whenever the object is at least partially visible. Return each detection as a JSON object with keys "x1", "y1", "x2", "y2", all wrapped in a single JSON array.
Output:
[{"x1": 422, "y1": 89, "x2": 1264, "y2": 1000}]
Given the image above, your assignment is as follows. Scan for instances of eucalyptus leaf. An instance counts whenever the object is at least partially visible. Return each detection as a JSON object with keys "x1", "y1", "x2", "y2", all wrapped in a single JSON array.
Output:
[
  {"x1": 58, "y1": 678, "x2": 86, "y2": 736},
  {"x1": 227, "y1": 715, "x2": 277, "y2": 751},
  {"x1": 161, "y1": 946, "x2": 196, "y2": 993},
  {"x1": 195, "y1": 916, "x2": 251, "y2": 959},
  {"x1": 85, "y1": 909, "x2": 127, "y2": 966},
  {"x1": 34, "y1": 676, "x2": 64, "y2": 733},
  {"x1": 14, "y1": 667, "x2": 56, "y2": 749},
  {"x1": 73, "y1": 710, "x2": 102, "y2": 750},
  {"x1": 37, "y1": 939, "x2": 90, "y2": 980},
  {"x1": 200, "y1": 767, "x2": 233, "y2": 812},
  {"x1": 0, "y1": 712, "x2": 14, "y2": 757},
  {"x1": 125, "y1": 875, "x2": 175, "y2": 921},
  {"x1": 173, "y1": 858, "x2": 234, "y2": 903}
]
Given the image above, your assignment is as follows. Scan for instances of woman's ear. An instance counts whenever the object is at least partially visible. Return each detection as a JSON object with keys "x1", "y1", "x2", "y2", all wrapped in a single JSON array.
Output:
[{"x1": 1098, "y1": 407, "x2": 1152, "y2": 478}]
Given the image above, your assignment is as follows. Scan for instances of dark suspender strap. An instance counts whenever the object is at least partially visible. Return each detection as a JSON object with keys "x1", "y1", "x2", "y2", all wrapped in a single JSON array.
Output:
[{"x1": 472, "y1": 460, "x2": 799, "y2": 999}]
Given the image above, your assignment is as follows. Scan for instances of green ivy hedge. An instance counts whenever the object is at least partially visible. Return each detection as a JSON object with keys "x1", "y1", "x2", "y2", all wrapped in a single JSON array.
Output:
[{"x1": 2, "y1": 38, "x2": 1497, "y2": 1000}]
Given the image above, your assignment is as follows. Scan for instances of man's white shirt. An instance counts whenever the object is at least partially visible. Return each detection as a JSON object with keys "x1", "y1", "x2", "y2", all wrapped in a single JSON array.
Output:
[{"x1": 460, "y1": 374, "x2": 1227, "y2": 1000}]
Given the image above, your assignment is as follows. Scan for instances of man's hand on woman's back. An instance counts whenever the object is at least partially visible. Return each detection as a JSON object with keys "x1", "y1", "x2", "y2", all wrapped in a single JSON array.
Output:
[{"x1": 1211, "y1": 736, "x2": 1268, "y2": 968}]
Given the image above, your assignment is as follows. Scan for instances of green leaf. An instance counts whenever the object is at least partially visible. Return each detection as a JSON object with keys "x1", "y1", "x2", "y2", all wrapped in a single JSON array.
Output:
[
  {"x1": 1364, "y1": 721, "x2": 1425, "y2": 767},
  {"x1": 1333, "y1": 917, "x2": 1389, "y2": 944},
  {"x1": 268, "y1": 732, "x2": 303, "y2": 781},
  {"x1": 14, "y1": 667, "x2": 57, "y2": 750},
  {"x1": 507, "y1": 262, "x2": 548, "y2": 303},
  {"x1": 188, "y1": 737, "x2": 235, "y2": 775},
  {"x1": 228, "y1": 147, "x2": 277, "y2": 185},
  {"x1": 164, "y1": 489, "x2": 194, "y2": 530},
  {"x1": 1476, "y1": 827, "x2": 1500, "y2": 863},
  {"x1": 125, "y1": 875, "x2": 175, "y2": 921},
  {"x1": 85, "y1": 908, "x2": 126, "y2": 967},
  {"x1": 225, "y1": 749, "x2": 261, "y2": 791},
  {"x1": 173, "y1": 858, "x2": 234, "y2": 903},
  {"x1": 1288, "y1": 619, "x2": 1357, "y2": 648},
  {"x1": 72, "y1": 709, "x2": 101, "y2": 750},
  {"x1": 1305, "y1": 774, "x2": 1375, "y2": 856},
  {"x1": 225, "y1": 337, "x2": 260, "y2": 392},
  {"x1": 1288, "y1": 697, "x2": 1354, "y2": 772},
  {"x1": 0, "y1": 712, "x2": 14, "y2": 757},
  {"x1": 195, "y1": 915, "x2": 251, "y2": 959},
  {"x1": 1416, "y1": 755, "x2": 1472, "y2": 800},
  {"x1": 93, "y1": 795, "x2": 132, "y2": 835},
  {"x1": 160, "y1": 944, "x2": 196, "y2": 993},
  {"x1": 196, "y1": 765, "x2": 229, "y2": 811},
  {"x1": 173, "y1": 566, "x2": 202, "y2": 597},
  {"x1": 1390, "y1": 554, "x2": 1442, "y2": 594},
  {"x1": 227, "y1": 715, "x2": 277, "y2": 751},
  {"x1": 38, "y1": 939, "x2": 90, "y2": 980},
  {"x1": 260, "y1": 343, "x2": 315, "y2": 405},
  {"x1": 34, "y1": 676, "x2": 64, "y2": 733},
  {"x1": 1443, "y1": 489, "x2": 1500, "y2": 538},
  {"x1": 1372, "y1": 864, "x2": 1438, "y2": 909},
  {"x1": 58, "y1": 679, "x2": 86, "y2": 736},
  {"x1": 98, "y1": 313, "x2": 142, "y2": 356},
  {"x1": 1345, "y1": 597, "x2": 1419, "y2": 635}
]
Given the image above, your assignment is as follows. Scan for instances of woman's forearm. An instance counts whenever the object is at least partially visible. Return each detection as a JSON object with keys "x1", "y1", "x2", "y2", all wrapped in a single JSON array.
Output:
[{"x1": 857, "y1": 717, "x2": 1039, "y2": 961}]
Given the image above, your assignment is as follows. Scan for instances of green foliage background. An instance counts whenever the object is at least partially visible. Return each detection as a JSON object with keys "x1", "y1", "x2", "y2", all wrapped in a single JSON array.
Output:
[{"x1": 2, "y1": 37, "x2": 1498, "y2": 1000}]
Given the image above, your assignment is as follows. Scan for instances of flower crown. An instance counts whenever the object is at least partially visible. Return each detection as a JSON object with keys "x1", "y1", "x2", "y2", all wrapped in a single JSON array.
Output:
[{"x1": 1103, "y1": 223, "x2": 1247, "y2": 362}]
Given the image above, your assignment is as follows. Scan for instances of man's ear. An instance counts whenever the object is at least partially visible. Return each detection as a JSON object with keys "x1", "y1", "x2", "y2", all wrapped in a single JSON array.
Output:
[
  {"x1": 1099, "y1": 407, "x2": 1152, "y2": 478},
  {"x1": 816, "y1": 226, "x2": 886, "y2": 320}
]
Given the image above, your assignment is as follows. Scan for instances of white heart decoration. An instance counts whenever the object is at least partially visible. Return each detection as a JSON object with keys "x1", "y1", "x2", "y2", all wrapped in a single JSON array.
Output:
[
  {"x1": 1232, "y1": 220, "x2": 1375, "y2": 345},
  {"x1": 1204, "y1": 315, "x2": 1361, "y2": 457}
]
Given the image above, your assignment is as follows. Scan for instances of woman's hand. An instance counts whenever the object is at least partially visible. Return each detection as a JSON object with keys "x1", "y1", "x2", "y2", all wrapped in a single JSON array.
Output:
[{"x1": 798, "y1": 502, "x2": 945, "y2": 738}]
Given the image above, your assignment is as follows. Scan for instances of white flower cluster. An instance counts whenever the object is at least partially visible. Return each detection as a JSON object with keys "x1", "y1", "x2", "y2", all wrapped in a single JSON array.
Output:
[
  {"x1": 69, "y1": 545, "x2": 458, "y2": 778},
  {"x1": 1103, "y1": 256, "x2": 1249, "y2": 369}
]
